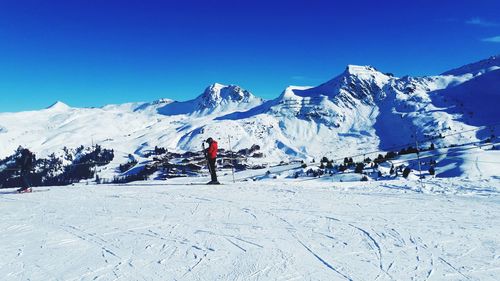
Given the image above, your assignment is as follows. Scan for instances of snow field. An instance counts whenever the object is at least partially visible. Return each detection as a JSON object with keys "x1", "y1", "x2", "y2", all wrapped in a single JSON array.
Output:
[{"x1": 1, "y1": 178, "x2": 499, "y2": 280}]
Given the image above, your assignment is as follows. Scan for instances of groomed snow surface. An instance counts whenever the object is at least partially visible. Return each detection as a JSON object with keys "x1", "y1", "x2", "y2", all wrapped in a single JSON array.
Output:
[{"x1": 1, "y1": 177, "x2": 499, "y2": 280}]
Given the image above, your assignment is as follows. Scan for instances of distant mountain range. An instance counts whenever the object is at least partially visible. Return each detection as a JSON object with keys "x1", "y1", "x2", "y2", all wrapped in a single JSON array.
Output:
[{"x1": 1, "y1": 55, "x2": 499, "y2": 177}]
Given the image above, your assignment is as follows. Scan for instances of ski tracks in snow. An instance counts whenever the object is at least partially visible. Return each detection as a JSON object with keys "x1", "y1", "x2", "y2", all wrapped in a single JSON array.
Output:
[{"x1": 1, "y1": 179, "x2": 499, "y2": 280}]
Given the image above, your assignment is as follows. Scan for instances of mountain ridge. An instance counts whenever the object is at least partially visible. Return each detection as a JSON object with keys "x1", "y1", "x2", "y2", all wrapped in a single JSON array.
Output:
[{"x1": 1, "y1": 55, "x2": 498, "y2": 180}]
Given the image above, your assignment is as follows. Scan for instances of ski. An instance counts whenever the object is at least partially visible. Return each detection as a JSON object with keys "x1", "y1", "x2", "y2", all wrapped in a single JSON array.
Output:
[
  {"x1": 0, "y1": 189, "x2": 50, "y2": 195},
  {"x1": 18, "y1": 188, "x2": 50, "y2": 194}
]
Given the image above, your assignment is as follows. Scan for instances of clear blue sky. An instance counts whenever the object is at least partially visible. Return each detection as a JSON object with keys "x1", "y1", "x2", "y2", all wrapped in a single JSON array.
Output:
[{"x1": 0, "y1": 0, "x2": 499, "y2": 112}]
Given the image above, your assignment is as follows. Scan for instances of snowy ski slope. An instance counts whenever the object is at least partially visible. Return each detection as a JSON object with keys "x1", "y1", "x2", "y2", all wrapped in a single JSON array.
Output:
[{"x1": 1, "y1": 177, "x2": 499, "y2": 280}]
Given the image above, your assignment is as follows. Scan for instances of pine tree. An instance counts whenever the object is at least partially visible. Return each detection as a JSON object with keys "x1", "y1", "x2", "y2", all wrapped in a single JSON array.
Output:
[
  {"x1": 429, "y1": 166, "x2": 435, "y2": 176},
  {"x1": 402, "y1": 167, "x2": 411, "y2": 178},
  {"x1": 355, "y1": 163, "x2": 364, "y2": 174}
]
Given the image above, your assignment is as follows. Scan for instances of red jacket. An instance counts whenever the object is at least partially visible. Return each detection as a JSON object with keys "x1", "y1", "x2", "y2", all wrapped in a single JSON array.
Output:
[{"x1": 207, "y1": 141, "x2": 218, "y2": 159}]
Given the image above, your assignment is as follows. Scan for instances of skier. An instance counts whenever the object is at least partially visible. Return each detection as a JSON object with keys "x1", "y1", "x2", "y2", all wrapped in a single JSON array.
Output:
[
  {"x1": 17, "y1": 149, "x2": 35, "y2": 193},
  {"x1": 205, "y1": 137, "x2": 220, "y2": 184}
]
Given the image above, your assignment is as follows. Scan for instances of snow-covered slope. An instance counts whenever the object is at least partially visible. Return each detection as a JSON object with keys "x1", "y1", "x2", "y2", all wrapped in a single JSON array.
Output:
[
  {"x1": 1, "y1": 177, "x2": 499, "y2": 280},
  {"x1": 432, "y1": 68, "x2": 500, "y2": 126},
  {"x1": 441, "y1": 54, "x2": 500, "y2": 76},
  {"x1": 0, "y1": 56, "x2": 499, "y2": 179}
]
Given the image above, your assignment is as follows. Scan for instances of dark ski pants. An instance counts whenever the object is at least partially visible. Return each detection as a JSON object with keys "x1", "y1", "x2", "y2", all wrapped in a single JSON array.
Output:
[
  {"x1": 18, "y1": 173, "x2": 31, "y2": 191},
  {"x1": 208, "y1": 158, "x2": 218, "y2": 182}
]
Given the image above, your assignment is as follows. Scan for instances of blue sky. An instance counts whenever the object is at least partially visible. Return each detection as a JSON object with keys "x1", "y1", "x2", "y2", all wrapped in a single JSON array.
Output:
[{"x1": 0, "y1": 0, "x2": 499, "y2": 112}]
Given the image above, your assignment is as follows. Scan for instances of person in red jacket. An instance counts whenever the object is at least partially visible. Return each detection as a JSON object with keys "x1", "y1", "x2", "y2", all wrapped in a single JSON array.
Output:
[{"x1": 205, "y1": 137, "x2": 220, "y2": 184}]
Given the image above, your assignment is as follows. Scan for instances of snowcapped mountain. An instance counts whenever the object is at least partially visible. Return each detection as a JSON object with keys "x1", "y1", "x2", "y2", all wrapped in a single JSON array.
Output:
[
  {"x1": 268, "y1": 65, "x2": 391, "y2": 123},
  {"x1": 158, "y1": 83, "x2": 263, "y2": 116},
  {"x1": 0, "y1": 56, "x2": 499, "y2": 179},
  {"x1": 213, "y1": 58, "x2": 498, "y2": 167}
]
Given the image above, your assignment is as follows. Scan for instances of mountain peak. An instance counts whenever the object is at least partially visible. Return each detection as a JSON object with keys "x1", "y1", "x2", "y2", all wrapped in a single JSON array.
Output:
[
  {"x1": 46, "y1": 101, "x2": 70, "y2": 111},
  {"x1": 345, "y1": 65, "x2": 378, "y2": 75},
  {"x1": 275, "y1": 64, "x2": 392, "y2": 110},
  {"x1": 341, "y1": 65, "x2": 392, "y2": 82},
  {"x1": 197, "y1": 83, "x2": 259, "y2": 109},
  {"x1": 208, "y1": 82, "x2": 226, "y2": 90},
  {"x1": 157, "y1": 84, "x2": 263, "y2": 116}
]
